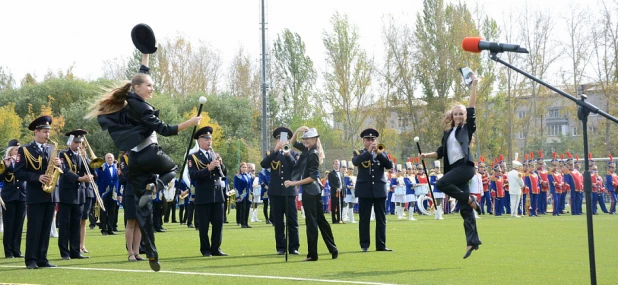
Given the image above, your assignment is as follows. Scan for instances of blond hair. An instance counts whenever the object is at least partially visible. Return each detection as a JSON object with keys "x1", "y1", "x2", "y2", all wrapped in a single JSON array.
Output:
[
  {"x1": 442, "y1": 103, "x2": 467, "y2": 130},
  {"x1": 238, "y1": 162, "x2": 247, "y2": 175},
  {"x1": 85, "y1": 73, "x2": 151, "y2": 119}
]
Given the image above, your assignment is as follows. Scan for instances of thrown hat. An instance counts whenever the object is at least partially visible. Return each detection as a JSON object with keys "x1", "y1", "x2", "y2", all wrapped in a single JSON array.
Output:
[
  {"x1": 131, "y1": 23, "x2": 157, "y2": 54},
  {"x1": 301, "y1": 128, "x2": 319, "y2": 139},
  {"x1": 65, "y1": 129, "x2": 89, "y2": 143},
  {"x1": 28, "y1": 116, "x2": 52, "y2": 131},
  {"x1": 272, "y1": 127, "x2": 293, "y2": 140},
  {"x1": 433, "y1": 160, "x2": 441, "y2": 169},
  {"x1": 194, "y1": 126, "x2": 214, "y2": 139},
  {"x1": 360, "y1": 128, "x2": 379, "y2": 138},
  {"x1": 340, "y1": 160, "x2": 347, "y2": 169},
  {"x1": 8, "y1": 139, "x2": 20, "y2": 147}
]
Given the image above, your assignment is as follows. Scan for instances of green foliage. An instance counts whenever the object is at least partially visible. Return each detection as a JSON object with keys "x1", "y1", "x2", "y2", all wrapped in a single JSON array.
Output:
[{"x1": 0, "y1": 103, "x2": 23, "y2": 145}]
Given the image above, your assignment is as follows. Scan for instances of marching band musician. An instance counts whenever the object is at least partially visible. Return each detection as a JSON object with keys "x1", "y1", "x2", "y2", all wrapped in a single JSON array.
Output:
[
  {"x1": 260, "y1": 127, "x2": 300, "y2": 256},
  {"x1": 593, "y1": 163, "x2": 607, "y2": 214},
  {"x1": 234, "y1": 162, "x2": 252, "y2": 228},
  {"x1": 95, "y1": 153, "x2": 120, "y2": 235},
  {"x1": 1, "y1": 139, "x2": 26, "y2": 259},
  {"x1": 151, "y1": 180, "x2": 164, "y2": 232},
  {"x1": 344, "y1": 162, "x2": 358, "y2": 223},
  {"x1": 185, "y1": 182, "x2": 196, "y2": 229},
  {"x1": 572, "y1": 156, "x2": 585, "y2": 215},
  {"x1": 430, "y1": 161, "x2": 445, "y2": 220},
  {"x1": 328, "y1": 160, "x2": 345, "y2": 224},
  {"x1": 525, "y1": 153, "x2": 541, "y2": 217},
  {"x1": 402, "y1": 162, "x2": 416, "y2": 220},
  {"x1": 519, "y1": 156, "x2": 529, "y2": 216},
  {"x1": 338, "y1": 161, "x2": 347, "y2": 222},
  {"x1": 188, "y1": 126, "x2": 229, "y2": 257},
  {"x1": 490, "y1": 162, "x2": 504, "y2": 216},
  {"x1": 322, "y1": 171, "x2": 330, "y2": 214},
  {"x1": 414, "y1": 159, "x2": 430, "y2": 219},
  {"x1": 57, "y1": 130, "x2": 91, "y2": 260},
  {"x1": 478, "y1": 157, "x2": 491, "y2": 215},
  {"x1": 352, "y1": 128, "x2": 393, "y2": 252},
  {"x1": 507, "y1": 156, "x2": 524, "y2": 218},
  {"x1": 469, "y1": 164, "x2": 483, "y2": 219},
  {"x1": 248, "y1": 163, "x2": 262, "y2": 223},
  {"x1": 606, "y1": 154, "x2": 618, "y2": 214},
  {"x1": 391, "y1": 164, "x2": 406, "y2": 220},
  {"x1": 499, "y1": 155, "x2": 510, "y2": 215},
  {"x1": 176, "y1": 178, "x2": 190, "y2": 225},
  {"x1": 386, "y1": 168, "x2": 395, "y2": 216},
  {"x1": 536, "y1": 151, "x2": 549, "y2": 215},
  {"x1": 259, "y1": 166, "x2": 272, "y2": 224},
  {"x1": 548, "y1": 153, "x2": 563, "y2": 216},
  {"x1": 564, "y1": 153, "x2": 582, "y2": 215},
  {"x1": 14, "y1": 116, "x2": 62, "y2": 269}
]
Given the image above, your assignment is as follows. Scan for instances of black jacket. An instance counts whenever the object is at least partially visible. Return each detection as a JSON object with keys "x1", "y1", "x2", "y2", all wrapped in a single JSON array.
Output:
[
  {"x1": 98, "y1": 92, "x2": 179, "y2": 151},
  {"x1": 260, "y1": 149, "x2": 297, "y2": 196},
  {"x1": 58, "y1": 149, "x2": 87, "y2": 205},
  {"x1": 188, "y1": 150, "x2": 227, "y2": 204},
  {"x1": 352, "y1": 149, "x2": 393, "y2": 199},
  {"x1": 0, "y1": 158, "x2": 26, "y2": 202},
  {"x1": 435, "y1": 107, "x2": 476, "y2": 174},
  {"x1": 327, "y1": 169, "x2": 344, "y2": 196},
  {"x1": 293, "y1": 141, "x2": 321, "y2": 196},
  {"x1": 14, "y1": 141, "x2": 59, "y2": 204}
]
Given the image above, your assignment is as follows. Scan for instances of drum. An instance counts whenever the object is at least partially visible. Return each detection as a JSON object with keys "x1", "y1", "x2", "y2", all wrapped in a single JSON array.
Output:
[
  {"x1": 394, "y1": 185, "x2": 406, "y2": 196},
  {"x1": 415, "y1": 184, "x2": 429, "y2": 195},
  {"x1": 417, "y1": 194, "x2": 435, "y2": 215}
]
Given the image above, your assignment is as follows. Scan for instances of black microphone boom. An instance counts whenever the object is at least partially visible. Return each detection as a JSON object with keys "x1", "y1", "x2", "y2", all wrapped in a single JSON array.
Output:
[{"x1": 479, "y1": 40, "x2": 529, "y2": 53}]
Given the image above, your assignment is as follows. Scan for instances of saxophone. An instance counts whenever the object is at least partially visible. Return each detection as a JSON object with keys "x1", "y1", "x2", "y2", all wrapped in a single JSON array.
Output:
[{"x1": 42, "y1": 140, "x2": 63, "y2": 193}]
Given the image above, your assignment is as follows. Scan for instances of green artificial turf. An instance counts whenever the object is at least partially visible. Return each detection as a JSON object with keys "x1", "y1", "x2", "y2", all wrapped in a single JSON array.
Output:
[{"x1": 1, "y1": 208, "x2": 616, "y2": 284}]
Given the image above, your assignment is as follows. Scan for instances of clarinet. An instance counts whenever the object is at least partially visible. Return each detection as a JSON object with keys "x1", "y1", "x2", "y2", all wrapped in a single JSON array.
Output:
[{"x1": 208, "y1": 147, "x2": 225, "y2": 179}]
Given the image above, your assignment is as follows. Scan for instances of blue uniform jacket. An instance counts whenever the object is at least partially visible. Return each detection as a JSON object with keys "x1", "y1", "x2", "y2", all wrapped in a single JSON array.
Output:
[
  {"x1": 259, "y1": 169, "x2": 270, "y2": 200},
  {"x1": 234, "y1": 173, "x2": 252, "y2": 203},
  {"x1": 96, "y1": 163, "x2": 120, "y2": 200}
]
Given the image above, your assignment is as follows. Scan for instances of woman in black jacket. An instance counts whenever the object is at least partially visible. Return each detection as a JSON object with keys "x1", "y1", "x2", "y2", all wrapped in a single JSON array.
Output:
[
  {"x1": 87, "y1": 53, "x2": 201, "y2": 271},
  {"x1": 419, "y1": 74, "x2": 481, "y2": 259},
  {"x1": 284, "y1": 127, "x2": 337, "y2": 261}
]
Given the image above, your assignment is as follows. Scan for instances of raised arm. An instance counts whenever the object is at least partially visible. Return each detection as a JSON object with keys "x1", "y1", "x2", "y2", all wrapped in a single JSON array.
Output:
[{"x1": 468, "y1": 74, "x2": 478, "y2": 108}]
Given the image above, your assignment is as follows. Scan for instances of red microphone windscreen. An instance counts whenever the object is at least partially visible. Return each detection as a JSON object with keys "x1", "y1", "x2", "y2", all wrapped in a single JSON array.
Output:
[{"x1": 462, "y1": 37, "x2": 482, "y2": 53}]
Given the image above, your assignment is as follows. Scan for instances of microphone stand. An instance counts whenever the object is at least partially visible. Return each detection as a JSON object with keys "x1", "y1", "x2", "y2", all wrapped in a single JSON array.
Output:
[{"x1": 489, "y1": 52, "x2": 618, "y2": 285}]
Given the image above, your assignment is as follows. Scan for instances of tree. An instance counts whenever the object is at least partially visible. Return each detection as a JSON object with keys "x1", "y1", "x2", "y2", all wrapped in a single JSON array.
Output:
[
  {"x1": 321, "y1": 12, "x2": 374, "y2": 145},
  {"x1": 0, "y1": 66, "x2": 15, "y2": 91},
  {"x1": 227, "y1": 46, "x2": 260, "y2": 100},
  {"x1": 0, "y1": 103, "x2": 22, "y2": 144},
  {"x1": 272, "y1": 29, "x2": 317, "y2": 123}
]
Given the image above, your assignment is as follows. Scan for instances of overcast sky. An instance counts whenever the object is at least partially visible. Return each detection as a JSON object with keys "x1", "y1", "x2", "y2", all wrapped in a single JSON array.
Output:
[{"x1": 0, "y1": 0, "x2": 595, "y2": 85}]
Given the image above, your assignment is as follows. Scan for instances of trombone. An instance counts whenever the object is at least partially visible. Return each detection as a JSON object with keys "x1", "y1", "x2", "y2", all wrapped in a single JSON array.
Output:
[
  {"x1": 82, "y1": 137, "x2": 105, "y2": 169},
  {"x1": 77, "y1": 143, "x2": 106, "y2": 212}
]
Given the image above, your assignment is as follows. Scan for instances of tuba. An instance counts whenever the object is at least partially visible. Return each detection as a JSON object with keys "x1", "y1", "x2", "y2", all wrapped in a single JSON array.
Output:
[{"x1": 42, "y1": 140, "x2": 63, "y2": 193}]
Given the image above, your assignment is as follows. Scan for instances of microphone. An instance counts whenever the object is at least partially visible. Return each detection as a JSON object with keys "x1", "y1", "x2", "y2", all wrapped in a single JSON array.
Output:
[{"x1": 462, "y1": 37, "x2": 529, "y2": 54}]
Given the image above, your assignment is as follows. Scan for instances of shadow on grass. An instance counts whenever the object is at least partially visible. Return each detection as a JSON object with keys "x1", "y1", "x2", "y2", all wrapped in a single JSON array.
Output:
[{"x1": 321, "y1": 267, "x2": 461, "y2": 279}]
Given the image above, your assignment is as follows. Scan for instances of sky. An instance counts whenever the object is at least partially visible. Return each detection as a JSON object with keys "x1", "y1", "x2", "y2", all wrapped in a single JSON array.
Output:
[{"x1": 0, "y1": 0, "x2": 596, "y2": 85}]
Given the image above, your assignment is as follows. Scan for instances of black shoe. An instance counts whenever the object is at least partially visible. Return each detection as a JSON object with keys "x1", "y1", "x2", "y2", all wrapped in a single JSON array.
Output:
[
  {"x1": 107, "y1": 231, "x2": 117, "y2": 235},
  {"x1": 101, "y1": 231, "x2": 108, "y2": 236},
  {"x1": 212, "y1": 251, "x2": 228, "y2": 256},
  {"x1": 241, "y1": 225, "x2": 248, "y2": 228},
  {"x1": 149, "y1": 257, "x2": 160, "y2": 272},
  {"x1": 470, "y1": 196, "x2": 482, "y2": 216},
  {"x1": 331, "y1": 251, "x2": 339, "y2": 259},
  {"x1": 277, "y1": 251, "x2": 285, "y2": 255},
  {"x1": 14, "y1": 254, "x2": 24, "y2": 258},
  {"x1": 304, "y1": 257, "x2": 318, "y2": 261},
  {"x1": 71, "y1": 255, "x2": 90, "y2": 259},
  {"x1": 265, "y1": 220, "x2": 271, "y2": 224},
  {"x1": 113, "y1": 228, "x2": 119, "y2": 232},
  {"x1": 61, "y1": 256, "x2": 71, "y2": 260},
  {"x1": 187, "y1": 224, "x2": 194, "y2": 228},
  {"x1": 5, "y1": 256, "x2": 14, "y2": 259},
  {"x1": 377, "y1": 248, "x2": 393, "y2": 252},
  {"x1": 202, "y1": 253, "x2": 212, "y2": 257},
  {"x1": 26, "y1": 264, "x2": 38, "y2": 269},
  {"x1": 290, "y1": 250, "x2": 300, "y2": 255},
  {"x1": 463, "y1": 245, "x2": 479, "y2": 259},
  {"x1": 223, "y1": 220, "x2": 229, "y2": 224},
  {"x1": 361, "y1": 248, "x2": 368, "y2": 252},
  {"x1": 37, "y1": 263, "x2": 57, "y2": 268},
  {"x1": 89, "y1": 225, "x2": 95, "y2": 230}
]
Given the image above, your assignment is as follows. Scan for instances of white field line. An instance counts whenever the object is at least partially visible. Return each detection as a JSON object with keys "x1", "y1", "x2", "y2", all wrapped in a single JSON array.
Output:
[{"x1": 0, "y1": 265, "x2": 398, "y2": 285}]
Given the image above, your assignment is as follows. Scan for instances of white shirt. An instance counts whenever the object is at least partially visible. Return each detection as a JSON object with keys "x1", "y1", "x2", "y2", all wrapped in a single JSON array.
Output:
[
  {"x1": 507, "y1": 169, "x2": 525, "y2": 195},
  {"x1": 446, "y1": 128, "x2": 464, "y2": 164},
  {"x1": 107, "y1": 163, "x2": 114, "y2": 176},
  {"x1": 469, "y1": 173, "x2": 483, "y2": 194}
]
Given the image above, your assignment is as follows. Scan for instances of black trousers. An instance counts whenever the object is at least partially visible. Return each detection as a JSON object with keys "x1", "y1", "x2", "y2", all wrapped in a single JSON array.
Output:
[
  {"x1": 113, "y1": 203, "x2": 120, "y2": 230},
  {"x1": 57, "y1": 203, "x2": 84, "y2": 258},
  {"x1": 195, "y1": 202, "x2": 224, "y2": 255},
  {"x1": 152, "y1": 202, "x2": 163, "y2": 230},
  {"x1": 179, "y1": 205, "x2": 186, "y2": 223},
  {"x1": 237, "y1": 199, "x2": 250, "y2": 227},
  {"x1": 164, "y1": 200, "x2": 176, "y2": 223},
  {"x1": 331, "y1": 193, "x2": 344, "y2": 223},
  {"x1": 129, "y1": 144, "x2": 178, "y2": 260},
  {"x1": 435, "y1": 162, "x2": 481, "y2": 247},
  {"x1": 186, "y1": 203, "x2": 195, "y2": 226},
  {"x1": 100, "y1": 197, "x2": 117, "y2": 233},
  {"x1": 302, "y1": 193, "x2": 337, "y2": 260},
  {"x1": 25, "y1": 202, "x2": 55, "y2": 266},
  {"x1": 263, "y1": 199, "x2": 270, "y2": 221},
  {"x1": 269, "y1": 195, "x2": 299, "y2": 252},
  {"x1": 358, "y1": 197, "x2": 387, "y2": 250},
  {"x1": 2, "y1": 200, "x2": 26, "y2": 258}
]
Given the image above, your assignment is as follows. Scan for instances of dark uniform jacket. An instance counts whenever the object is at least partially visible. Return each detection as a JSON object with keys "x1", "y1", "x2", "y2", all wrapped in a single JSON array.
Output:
[
  {"x1": 327, "y1": 169, "x2": 344, "y2": 196},
  {"x1": 98, "y1": 67, "x2": 179, "y2": 151},
  {"x1": 435, "y1": 107, "x2": 476, "y2": 174},
  {"x1": 188, "y1": 150, "x2": 227, "y2": 204},
  {"x1": 58, "y1": 149, "x2": 87, "y2": 205},
  {"x1": 293, "y1": 141, "x2": 321, "y2": 195},
  {"x1": 352, "y1": 149, "x2": 393, "y2": 199},
  {"x1": 260, "y1": 149, "x2": 297, "y2": 196},
  {"x1": 14, "y1": 141, "x2": 59, "y2": 204},
  {"x1": 0, "y1": 158, "x2": 26, "y2": 202}
]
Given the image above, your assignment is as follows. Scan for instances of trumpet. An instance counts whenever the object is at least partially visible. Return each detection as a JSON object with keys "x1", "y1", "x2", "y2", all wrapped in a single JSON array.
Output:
[
  {"x1": 282, "y1": 144, "x2": 291, "y2": 154},
  {"x1": 83, "y1": 137, "x2": 105, "y2": 169},
  {"x1": 377, "y1": 143, "x2": 385, "y2": 153},
  {"x1": 77, "y1": 145, "x2": 106, "y2": 212}
]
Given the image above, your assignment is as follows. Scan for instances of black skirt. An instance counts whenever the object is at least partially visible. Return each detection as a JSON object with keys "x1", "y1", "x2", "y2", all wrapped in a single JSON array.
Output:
[{"x1": 123, "y1": 194, "x2": 137, "y2": 220}]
